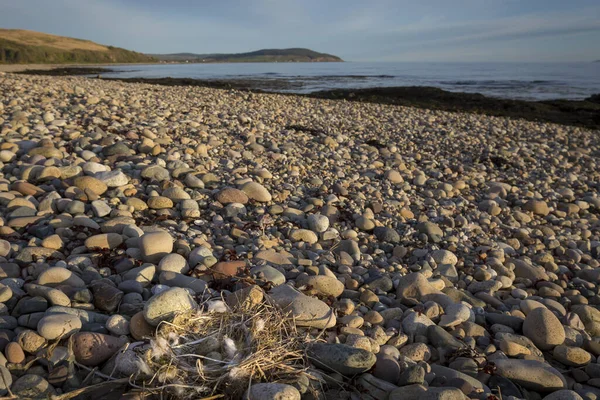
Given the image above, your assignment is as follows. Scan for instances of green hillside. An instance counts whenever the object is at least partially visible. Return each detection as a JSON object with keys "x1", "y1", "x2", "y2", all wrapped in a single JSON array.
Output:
[{"x1": 0, "y1": 29, "x2": 154, "y2": 64}]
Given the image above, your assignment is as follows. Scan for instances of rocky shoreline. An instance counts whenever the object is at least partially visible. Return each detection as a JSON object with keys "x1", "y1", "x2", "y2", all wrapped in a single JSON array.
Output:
[
  {"x1": 103, "y1": 78, "x2": 600, "y2": 131},
  {"x1": 14, "y1": 67, "x2": 600, "y2": 130},
  {"x1": 14, "y1": 67, "x2": 115, "y2": 76},
  {"x1": 1, "y1": 70, "x2": 600, "y2": 399}
]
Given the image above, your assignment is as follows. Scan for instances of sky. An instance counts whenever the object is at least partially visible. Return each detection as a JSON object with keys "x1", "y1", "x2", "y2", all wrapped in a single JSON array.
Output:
[{"x1": 0, "y1": 0, "x2": 599, "y2": 62}]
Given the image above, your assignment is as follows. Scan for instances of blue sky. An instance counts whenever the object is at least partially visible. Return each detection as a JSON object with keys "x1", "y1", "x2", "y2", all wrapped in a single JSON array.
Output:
[{"x1": 0, "y1": 0, "x2": 599, "y2": 61}]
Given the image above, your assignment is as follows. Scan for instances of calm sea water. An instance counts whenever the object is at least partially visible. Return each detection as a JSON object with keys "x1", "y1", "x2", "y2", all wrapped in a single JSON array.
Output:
[{"x1": 103, "y1": 62, "x2": 600, "y2": 101}]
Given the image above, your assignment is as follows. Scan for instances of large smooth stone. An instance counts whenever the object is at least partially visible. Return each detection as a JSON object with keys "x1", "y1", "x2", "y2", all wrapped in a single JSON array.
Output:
[
  {"x1": 427, "y1": 325, "x2": 466, "y2": 351},
  {"x1": 356, "y1": 374, "x2": 399, "y2": 400},
  {"x1": 94, "y1": 170, "x2": 129, "y2": 187},
  {"x1": 416, "y1": 221, "x2": 444, "y2": 242},
  {"x1": 130, "y1": 311, "x2": 155, "y2": 340},
  {"x1": 372, "y1": 354, "x2": 401, "y2": 383},
  {"x1": 572, "y1": 305, "x2": 600, "y2": 336},
  {"x1": 430, "y1": 365, "x2": 490, "y2": 392},
  {"x1": 215, "y1": 187, "x2": 248, "y2": 205},
  {"x1": 524, "y1": 199, "x2": 550, "y2": 216},
  {"x1": 101, "y1": 216, "x2": 136, "y2": 233},
  {"x1": 250, "y1": 265, "x2": 286, "y2": 286},
  {"x1": 307, "y1": 214, "x2": 329, "y2": 233},
  {"x1": 141, "y1": 165, "x2": 170, "y2": 181},
  {"x1": 396, "y1": 273, "x2": 439, "y2": 305},
  {"x1": 332, "y1": 240, "x2": 361, "y2": 261},
  {"x1": 71, "y1": 332, "x2": 128, "y2": 367},
  {"x1": 511, "y1": 259, "x2": 549, "y2": 282},
  {"x1": 159, "y1": 271, "x2": 207, "y2": 293},
  {"x1": 245, "y1": 383, "x2": 301, "y2": 400},
  {"x1": 122, "y1": 264, "x2": 156, "y2": 287},
  {"x1": 543, "y1": 390, "x2": 584, "y2": 400},
  {"x1": 523, "y1": 308, "x2": 565, "y2": 351},
  {"x1": 37, "y1": 313, "x2": 82, "y2": 340},
  {"x1": 10, "y1": 374, "x2": 54, "y2": 398},
  {"x1": 24, "y1": 283, "x2": 71, "y2": 307},
  {"x1": 143, "y1": 287, "x2": 197, "y2": 326},
  {"x1": 268, "y1": 285, "x2": 336, "y2": 329},
  {"x1": 389, "y1": 386, "x2": 466, "y2": 400},
  {"x1": 487, "y1": 375, "x2": 523, "y2": 398},
  {"x1": 90, "y1": 281, "x2": 124, "y2": 312},
  {"x1": 295, "y1": 274, "x2": 344, "y2": 297},
  {"x1": 158, "y1": 253, "x2": 189, "y2": 274},
  {"x1": 138, "y1": 231, "x2": 173, "y2": 263},
  {"x1": 289, "y1": 229, "x2": 318, "y2": 244},
  {"x1": 254, "y1": 250, "x2": 295, "y2": 266},
  {"x1": 494, "y1": 359, "x2": 566, "y2": 392},
  {"x1": 241, "y1": 181, "x2": 272, "y2": 202},
  {"x1": 308, "y1": 343, "x2": 376, "y2": 376},
  {"x1": 73, "y1": 176, "x2": 107, "y2": 195},
  {"x1": 37, "y1": 267, "x2": 85, "y2": 288},
  {"x1": 0, "y1": 263, "x2": 20, "y2": 279},
  {"x1": 402, "y1": 312, "x2": 436, "y2": 338},
  {"x1": 552, "y1": 345, "x2": 592, "y2": 367},
  {"x1": 85, "y1": 233, "x2": 123, "y2": 250}
]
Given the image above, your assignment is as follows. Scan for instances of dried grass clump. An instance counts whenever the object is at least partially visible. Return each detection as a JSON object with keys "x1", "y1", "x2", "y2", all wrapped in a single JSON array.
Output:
[{"x1": 136, "y1": 298, "x2": 312, "y2": 399}]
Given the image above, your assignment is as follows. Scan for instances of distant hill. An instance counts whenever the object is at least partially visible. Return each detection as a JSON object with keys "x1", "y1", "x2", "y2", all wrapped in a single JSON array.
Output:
[
  {"x1": 151, "y1": 48, "x2": 343, "y2": 63},
  {"x1": 0, "y1": 29, "x2": 154, "y2": 64}
]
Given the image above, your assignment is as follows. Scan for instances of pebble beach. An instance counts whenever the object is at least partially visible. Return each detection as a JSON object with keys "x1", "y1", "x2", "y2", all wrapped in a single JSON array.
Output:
[{"x1": 1, "y1": 71, "x2": 600, "y2": 399}]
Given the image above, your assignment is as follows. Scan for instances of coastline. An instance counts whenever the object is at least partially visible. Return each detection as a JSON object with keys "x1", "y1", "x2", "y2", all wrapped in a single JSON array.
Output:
[{"x1": 7, "y1": 66, "x2": 600, "y2": 130}]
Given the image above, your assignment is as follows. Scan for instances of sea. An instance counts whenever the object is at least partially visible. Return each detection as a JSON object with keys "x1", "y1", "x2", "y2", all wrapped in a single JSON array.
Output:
[{"x1": 101, "y1": 62, "x2": 600, "y2": 101}]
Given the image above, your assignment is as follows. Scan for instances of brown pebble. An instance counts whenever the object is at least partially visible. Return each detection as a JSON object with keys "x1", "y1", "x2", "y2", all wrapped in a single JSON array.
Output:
[
  {"x1": 210, "y1": 261, "x2": 247, "y2": 279},
  {"x1": 129, "y1": 311, "x2": 155, "y2": 340},
  {"x1": 215, "y1": 187, "x2": 249, "y2": 205},
  {"x1": 71, "y1": 332, "x2": 127, "y2": 367},
  {"x1": 11, "y1": 181, "x2": 44, "y2": 196},
  {"x1": 5, "y1": 342, "x2": 25, "y2": 364},
  {"x1": 364, "y1": 310, "x2": 384, "y2": 325}
]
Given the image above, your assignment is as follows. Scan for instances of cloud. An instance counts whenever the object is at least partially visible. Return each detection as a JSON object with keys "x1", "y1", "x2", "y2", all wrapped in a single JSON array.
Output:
[
  {"x1": 336, "y1": 5, "x2": 600, "y2": 60},
  {"x1": 0, "y1": 0, "x2": 598, "y2": 61},
  {"x1": 409, "y1": 8, "x2": 600, "y2": 42},
  {"x1": 0, "y1": 0, "x2": 264, "y2": 52}
]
